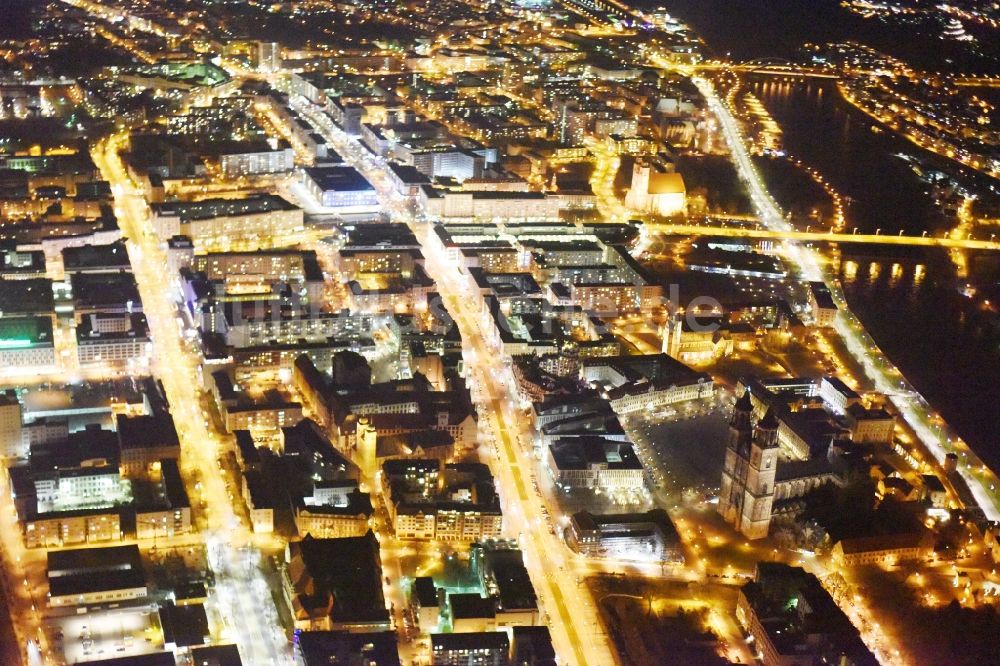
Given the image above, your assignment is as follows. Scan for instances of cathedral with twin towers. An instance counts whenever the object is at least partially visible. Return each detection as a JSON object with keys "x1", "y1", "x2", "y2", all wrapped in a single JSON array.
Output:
[{"x1": 719, "y1": 389, "x2": 845, "y2": 540}]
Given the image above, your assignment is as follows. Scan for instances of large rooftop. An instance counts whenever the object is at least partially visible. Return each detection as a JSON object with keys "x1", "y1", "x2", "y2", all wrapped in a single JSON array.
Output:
[
  {"x1": 305, "y1": 164, "x2": 375, "y2": 192},
  {"x1": 287, "y1": 531, "x2": 390, "y2": 625},
  {"x1": 151, "y1": 194, "x2": 297, "y2": 221},
  {"x1": 296, "y1": 631, "x2": 400, "y2": 666}
]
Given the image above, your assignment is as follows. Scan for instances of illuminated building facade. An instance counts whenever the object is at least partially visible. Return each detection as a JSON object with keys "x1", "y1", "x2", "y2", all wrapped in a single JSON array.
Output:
[
  {"x1": 718, "y1": 395, "x2": 779, "y2": 540},
  {"x1": 624, "y1": 159, "x2": 686, "y2": 217}
]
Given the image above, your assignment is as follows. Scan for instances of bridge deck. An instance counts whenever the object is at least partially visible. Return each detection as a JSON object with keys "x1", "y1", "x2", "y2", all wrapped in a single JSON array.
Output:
[{"x1": 645, "y1": 223, "x2": 999, "y2": 251}]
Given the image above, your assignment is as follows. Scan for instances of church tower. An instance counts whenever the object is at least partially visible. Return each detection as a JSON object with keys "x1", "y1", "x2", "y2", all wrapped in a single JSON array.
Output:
[
  {"x1": 719, "y1": 390, "x2": 753, "y2": 525},
  {"x1": 719, "y1": 394, "x2": 779, "y2": 540},
  {"x1": 737, "y1": 408, "x2": 779, "y2": 540}
]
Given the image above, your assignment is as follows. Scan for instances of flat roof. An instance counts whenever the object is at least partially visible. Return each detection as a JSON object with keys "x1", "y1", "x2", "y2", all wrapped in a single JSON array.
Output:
[
  {"x1": 77, "y1": 313, "x2": 149, "y2": 342},
  {"x1": 207, "y1": 139, "x2": 289, "y2": 156},
  {"x1": 296, "y1": 631, "x2": 399, "y2": 666},
  {"x1": 62, "y1": 241, "x2": 131, "y2": 271},
  {"x1": 151, "y1": 194, "x2": 297, "y2": 221},
  {"x1": 549, "y1": 437, "x2": 643, "y2": 471},
  {"x1": 160, "y1": 601, "x2": 209, "y2": 648},
  {"x1": 469, "y1": 190, "x2": 547, "y2": 200},
  {"x1": 48, "y1": 568, "x2": 146, "y2": 598},
  {"x1": 483, "y1": 550, "x2": 537, "y2": 611},
  {"x1": 191, "y1": 644, "x2": 243, "y2": 666},
  {"x1": 448, "y1": 593, "x2": 496, "y2": 619},
  {"x1": 0, "y1": 277, "x2": 54, "y2": 314},
  {"x1": 809, "y1": 281, "x2": 837, "y2": 309},
  {"x1": 822, "y1": 376, "x2": 860, "y2": 400},
  {"x1": 342, "y1": 223, "x2": 418, "y2": 247},
  {"x1": 584, "y1": 353, "x2": 708, "y2": 386},
  {"x1": 48, "y1": 544, "x2": 141, "y2": 575},
  {"x1": 160, "y1": 459, "x2": 190, "y2": 509},
  {"x1": 526, "y1": 239, "x2": 602, "y2": 252},
  {"x1": 572, "y1": 508, "x2": 680, "y2": 543},
  {"x1": 432, "y1": 632, "x2": 509, "y2": 651},
  {"x1": 387, "y1": 162, "x2": 430, "y2": 184},
  {"x1": 173, "y1": 581, "x2": 207, "y2": 601},
  {"x1": 0, "y1": 315, "x2": 53, "y2": 347},
  {"x1": 116, "y1": 413, "x2": 180, "y2": 450},
  {"x1": 382, "y1": 458, "x2": 441, "y2": 476},
  {"x1": 71, "y1": 272, "x2": 140, "y2": 308},
  {"x1": 1, "y1": 248, "x2": 45, "y2": 274},
  {"x1": 512, "y1": 626, "x2": 556, "y2": 665},
  {"x1": 82, "y1": 654, "x2": 175, "y2": 666},
  {"x1": 413, "y1": 576, "x2": 438, "y2": 608},
  {"x1": 305, "y1": 165, "x2": 375, "y2": 192}
]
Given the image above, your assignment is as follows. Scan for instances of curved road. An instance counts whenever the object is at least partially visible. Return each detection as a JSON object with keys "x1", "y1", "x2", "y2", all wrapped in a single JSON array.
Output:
[{"x1": 690, "y1": 74, "x2": 1000, "y2": 521}]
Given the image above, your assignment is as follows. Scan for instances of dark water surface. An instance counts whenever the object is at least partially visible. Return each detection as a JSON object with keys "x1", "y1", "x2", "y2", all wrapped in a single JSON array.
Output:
[{"x1": 649, "y1": 0, "x2": 1000, "y2": 466}]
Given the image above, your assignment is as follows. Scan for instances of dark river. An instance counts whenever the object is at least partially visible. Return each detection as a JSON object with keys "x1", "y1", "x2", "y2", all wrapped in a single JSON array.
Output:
[{"x1": 648, "y1": 0, "x2": 1000, "y2": 466}]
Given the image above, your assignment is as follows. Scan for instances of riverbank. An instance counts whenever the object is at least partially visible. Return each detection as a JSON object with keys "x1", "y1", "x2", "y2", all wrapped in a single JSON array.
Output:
[{"x1": 642, "y1": 0, "x2": 1000, "y2": 73}]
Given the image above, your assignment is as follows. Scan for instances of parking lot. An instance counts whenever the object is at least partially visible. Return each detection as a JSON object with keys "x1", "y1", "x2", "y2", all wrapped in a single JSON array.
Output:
[{"x1": 53, "y1": 605, "x2": 162, "y2": 663}]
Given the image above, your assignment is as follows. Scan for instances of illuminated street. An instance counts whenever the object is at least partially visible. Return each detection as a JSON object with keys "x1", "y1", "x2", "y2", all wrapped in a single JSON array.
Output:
[
  {"x1": 2, "y1": 0, "x2": 1000, "y2": 664},
  {"x1": 291, "y1": 93, "x2": 616, "y2": 666},
  {"x1": 94, "y1": 136, "x2": 292, "y2": 665}
]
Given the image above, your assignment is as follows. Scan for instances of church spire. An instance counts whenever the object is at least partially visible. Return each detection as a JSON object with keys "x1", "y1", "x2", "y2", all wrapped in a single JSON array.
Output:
[
  {"x1": 755, "y1": 407, "x2": 780, "y2": 449},
  {"x1": 735, "y1": 389, "x2": 752, "y2": 412}
]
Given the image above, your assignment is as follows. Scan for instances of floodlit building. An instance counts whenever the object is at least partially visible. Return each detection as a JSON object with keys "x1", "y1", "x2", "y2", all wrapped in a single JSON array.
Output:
[
  {"x1": 294, "y1": 486, "x2": 373, "y2": 539},
  {"x1": 831, "y1": 532, "x2": 932, "y2": 567},
  {"x1": 581, "y1": 354, "x2": 714, "y2": 414},
  {"x1": 215, "y1": 141, "x2": 295, "y2": 177},
  {"x1": 302, "y1": 165, "x2": 380, "y2": 211},
  {"x1": 719, "y1": 399, "x2": 781, "y2": 541},
  {"x1": 258, "y1": 41, "x2": 281, "y2": 72},
  {"x1": 0, "y1": 316, "x2": 56, "y2": 370},
  {"x1": 843, "y1": 403, "x2": 895, "y2": 444},
  {"x1": 47, "y1": 545, "x2": 147, "y2": 607},
  {"x1": 719, "y1": 393, "x2": 843, "y2": 540},
  {"x1": 624, "y1": 159, "x2": 686, "y2": 216},
  {"x1": 808, "y1": 282, "x2": 838, "y2": 327},
  {"x1": 431, "y1": 632, "x2": 509, "y2": 666},
  {"x1": 423, "y1": 189, "x2": 562, "y2": 221},
  {"x1": 545, "y1": 437, "x2": 645, "y2": 491},
  {"x1": 76, "y1": 313, "x2": 152, "y2": 368},
  {"x1": 192, "y1": 249, "x2": 325, "y2": 303},
  {"x1": 381, "y1": 459, "x2": 503, "y2": 542},
  {"x1": 412, "y1": 576, "x2": 442, "y2": 633},
  {"x1": 134, "y1": 459, "x2": 192, "y2": 539},
  {"x1": 210, "y1": 369, "x2": 304, "y2": 434},
  {"x1": 819, "y1": 376, "x2": 861, "y2": 414},
  {"x1": 568, "y1": 509, "x2": 684, "y2": 562},
  {"x1": 150, "y1": 195, "x2": 304, "y2": 250},
  {"x1": 0, "y1": 390, "x2": 23, "y2": 458},
  {"x1": 242, "y1": 470, "x2": 276, "y2": 534}
]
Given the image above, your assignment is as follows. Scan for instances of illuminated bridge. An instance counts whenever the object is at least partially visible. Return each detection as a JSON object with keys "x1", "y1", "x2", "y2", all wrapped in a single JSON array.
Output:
[
  {"x1": 954, "y1": 76, "x2": 1000, "y2": 88},
  {"x1": 690, "y1": 58, "x2": 842, "y2": 79},
  {"x1": 692, "y1": 61, "x2": 1000, "y2": 85},
  {"x1": 643, "y1": 222, "x2": 1000, "y2": 251}
]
